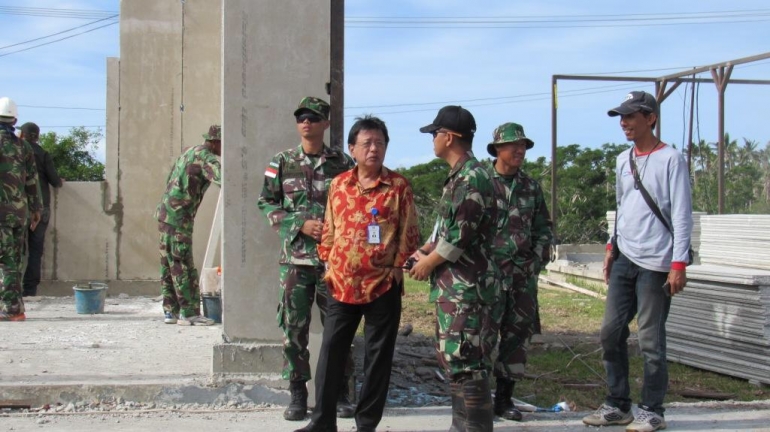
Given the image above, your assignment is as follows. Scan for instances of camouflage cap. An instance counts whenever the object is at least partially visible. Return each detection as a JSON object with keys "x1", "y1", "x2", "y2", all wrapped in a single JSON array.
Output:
[
  {"x1": 202, "y1": 124, "x2": 221, "y2": 141},
  {"x1": 487, "y1": 122, "x2": 534, "y2": 157},
  {"x1": 293, "y1": 96, "x2": 330, "y2": 120}
]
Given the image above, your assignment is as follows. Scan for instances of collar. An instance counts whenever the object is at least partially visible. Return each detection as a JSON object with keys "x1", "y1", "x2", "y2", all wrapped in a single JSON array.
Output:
[
  {"x1": 346, "y1": 166, "x2": 392, "y2": 188},
  {"x1": 447, "y1": 150, "x2": 475, "y2": 179}
]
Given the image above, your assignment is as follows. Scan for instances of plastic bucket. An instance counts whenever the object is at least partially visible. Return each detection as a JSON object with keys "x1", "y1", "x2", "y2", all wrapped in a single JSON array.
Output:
[
  {"x1": 202, "y1": 294, "x2": 222, "y2": 323},
  {"x1": 73, "y1": 283, "x2": 108, "y2": 314}
]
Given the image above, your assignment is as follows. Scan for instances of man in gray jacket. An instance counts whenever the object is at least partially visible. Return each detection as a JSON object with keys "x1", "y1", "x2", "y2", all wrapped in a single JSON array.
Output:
[{"x1": 583, "y1": 91, "x2": 692, "y2": 432}]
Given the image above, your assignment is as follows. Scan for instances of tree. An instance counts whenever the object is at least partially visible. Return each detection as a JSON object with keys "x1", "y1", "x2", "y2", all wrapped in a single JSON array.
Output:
[{"x1": 38, "y1": 127, "x2": 105, "y2": 181}]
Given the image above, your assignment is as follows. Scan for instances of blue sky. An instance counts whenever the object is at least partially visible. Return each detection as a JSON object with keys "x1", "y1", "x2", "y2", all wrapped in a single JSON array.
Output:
[{"x1": 3, "y1": 1, "x2": 770, "y2": 167}]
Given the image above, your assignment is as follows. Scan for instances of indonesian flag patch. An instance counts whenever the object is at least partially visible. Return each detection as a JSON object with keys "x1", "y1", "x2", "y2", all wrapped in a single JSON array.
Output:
[{"x1": 265, "y1": 161, "x2": 279, "y2": 178}]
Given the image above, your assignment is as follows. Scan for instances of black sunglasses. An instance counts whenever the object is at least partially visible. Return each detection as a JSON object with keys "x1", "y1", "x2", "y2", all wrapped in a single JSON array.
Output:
[{"x1": 295, "y1": 113, "x2": 324, "y2": 124}]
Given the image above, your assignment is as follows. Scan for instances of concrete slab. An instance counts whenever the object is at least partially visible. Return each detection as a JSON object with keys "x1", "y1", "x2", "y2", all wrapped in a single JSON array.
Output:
[{"x1": 0, "y1": 296, "x2": 284, "y2": 407}]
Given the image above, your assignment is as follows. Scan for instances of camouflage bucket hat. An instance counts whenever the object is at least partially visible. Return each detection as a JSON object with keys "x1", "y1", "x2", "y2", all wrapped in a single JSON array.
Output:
[
  {"x1": 202, "y1": 124, "x2": 221, "y2": 141},
  {"x1": 293, "y1": 96, "x2": 330, "y2": 120},
  {"x1": 487, "y1": 122, "x2": 534, "y2": 157}
]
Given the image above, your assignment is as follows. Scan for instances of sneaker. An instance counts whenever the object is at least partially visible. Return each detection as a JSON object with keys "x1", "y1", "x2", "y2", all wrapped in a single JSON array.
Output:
[
  {"x1": 0, "y1": 312, "x2": 26, "y2": 322},
  {"x1": 626, "y1": 408, "x2": 667, "y2": 431},
  {"x1": 164, "y1": 311, "x2": 178, "y2": 324},
  {"x1": 177, "y1": 315, "x2": 214, "y2": 326},
  {"x1": 583, "y1": 403, "x2": 634, "y2": 426}
]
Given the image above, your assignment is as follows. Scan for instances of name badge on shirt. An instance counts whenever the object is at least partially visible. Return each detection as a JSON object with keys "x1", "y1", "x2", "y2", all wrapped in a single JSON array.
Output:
[
  {"x1": 368, "y1": 207, "x2": 381, "y2": 244},
  {"x1": 367, "y1": 224, "x2": 381, "y2": 244}
]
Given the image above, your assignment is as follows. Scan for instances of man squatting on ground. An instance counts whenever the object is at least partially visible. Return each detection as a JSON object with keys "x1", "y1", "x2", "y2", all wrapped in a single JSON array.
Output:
[
  {"x1": 0, "y1": 96, "x2": 42, "y2": 322},
  {"x1": 19, "y1": 122, "x2": 63, "y2": 298},
  {"x1": 154, "y1": 124, "x2": 222, "y2": 326},
  {"x1": 486, "y1": 122, "x2": 553, "y2": 422},
  {"x1": 409, "y1": 105, "x2": 500, "y2": 432},
  {"x1": 257, "y1": 97, "x2": 356, "y2": 422},
  {"x1": 295, "y1": 115, "x2": 421, "y2": 432},
  {"x1": 583, "y1": 91, "x2": 693, "y2": 432}
]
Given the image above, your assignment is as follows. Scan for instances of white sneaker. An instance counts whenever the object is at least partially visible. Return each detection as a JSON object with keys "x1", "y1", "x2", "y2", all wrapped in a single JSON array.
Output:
[
  {"x1": 583, "y1": 403, "x2": 634, "y2": 426},
  {"x1": 163, "y1": 311, "x2": 178, "y2": 324},
  {"x1": 177, "y1": 315, "x2": 215, "y2": 326},
  {"x1": 626, "y1": 408, "x2": 667, "y2": 431}
]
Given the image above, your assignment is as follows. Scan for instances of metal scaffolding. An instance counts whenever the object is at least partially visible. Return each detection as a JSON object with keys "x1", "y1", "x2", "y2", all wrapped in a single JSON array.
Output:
[{"x1": 550, "y1": 51, "x2": 770, "y2": 238}]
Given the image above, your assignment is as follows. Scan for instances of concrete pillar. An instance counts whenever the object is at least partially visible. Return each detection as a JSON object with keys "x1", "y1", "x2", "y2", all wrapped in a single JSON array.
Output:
[{"x1": 214, "y1": 0, "x2": 332, "y2": 391}]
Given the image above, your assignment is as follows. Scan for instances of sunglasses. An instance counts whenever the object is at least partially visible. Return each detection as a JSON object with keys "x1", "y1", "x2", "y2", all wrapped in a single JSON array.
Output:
[
  {"x1": 431, "y1": 130, "x2": 461, "y2": 139},
  {"x1": 295, "y1": 113, "x2": 324, "y2": 124}
]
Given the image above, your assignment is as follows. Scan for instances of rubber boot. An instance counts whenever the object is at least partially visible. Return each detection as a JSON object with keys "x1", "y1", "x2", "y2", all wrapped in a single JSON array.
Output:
[
  {"x1": 284, "y1": 380, "x2": 308, "y2": 421},
  {"x1": 336, "y1": 377, "x2": 355, "y2": 418},
  {"x1": 493, "y1": 378, "x2": 523, "y2": 421},
  {"x1": 448, "y1": 380, "x2": 467, "y2": 432},
  {"x1": 463, "y1": 377, "x2": 494, "y2": 432}
]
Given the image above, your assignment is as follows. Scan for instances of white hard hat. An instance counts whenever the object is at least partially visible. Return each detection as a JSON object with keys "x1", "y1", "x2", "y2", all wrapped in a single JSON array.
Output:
[{"x1": 0, "y1": 97, "x2": 18, "y2": 119}]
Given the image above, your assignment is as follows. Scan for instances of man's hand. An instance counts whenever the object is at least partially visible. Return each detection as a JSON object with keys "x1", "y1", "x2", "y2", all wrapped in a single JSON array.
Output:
[
  {"x1": 30, "y1": 211, "x2": 42, "y2": 232},
  {"x1": 603, "y1": 250, "x2": 614, "y2": 284},
  {"x1": 300, "y1": 219, "x2": 323, "y2": 241},
  {"x1": 666, "y1": 269, "x2": 687, "y2": 296}
]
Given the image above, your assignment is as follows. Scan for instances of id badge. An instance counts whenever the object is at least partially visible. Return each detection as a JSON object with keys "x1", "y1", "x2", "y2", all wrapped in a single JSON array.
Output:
[{"x1": 367, "y1": 224, "x2": 381, "y2": 244}]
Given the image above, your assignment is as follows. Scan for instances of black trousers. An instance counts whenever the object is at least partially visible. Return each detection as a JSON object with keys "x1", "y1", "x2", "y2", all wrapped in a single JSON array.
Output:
[
  {"x1": 310, "y1": 280, "x2": 402, "y2": 430},
  {"x1": 23, "y1": 210, "x2": 49, "y2": 297}
]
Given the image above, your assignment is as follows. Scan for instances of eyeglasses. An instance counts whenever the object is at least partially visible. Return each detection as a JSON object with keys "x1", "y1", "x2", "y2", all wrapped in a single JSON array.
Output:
[
  {"x1": 431, "y1": 130, "x2": 461, "y2": 139},
  {"x1": 355, "y1": 140, "x2": 387, "y2": 149},
  {"x1": 296, "y1": 113, "x2": 324, "y2": 124}
]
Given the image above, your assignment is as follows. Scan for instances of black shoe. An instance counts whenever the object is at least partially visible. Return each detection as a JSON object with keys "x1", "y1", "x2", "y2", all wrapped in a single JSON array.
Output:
[
  {"x1": 336, "y1": 378, "x2": 356, "y2": 418},
  {"x1": 293, "y1": 422, "x2": 337, "y2": 432},
  {"x1": 493, "y1": 378, "x2": 523, "y2": 421},
  {"x1": 284, "y1": 381, "x2": 308, "y2": 421}
]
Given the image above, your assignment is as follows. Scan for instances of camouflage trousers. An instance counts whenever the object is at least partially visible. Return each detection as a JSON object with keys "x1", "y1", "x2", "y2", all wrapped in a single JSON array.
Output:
[
  {"x1": 158, "y1": 226, "x2": 200, "y2": 317},
  {"x1": 491, "y1": 273, "x2": 538, "y2": 380},
  {"x1": 0, "y1": 225, "x2": 26, "y2": 315},
  {"x1": 434, "y1": 296, "x2": 498, "y2": 380},
  {"x1": 277, "y1": 264, "x2": 354, "y2": 382}
]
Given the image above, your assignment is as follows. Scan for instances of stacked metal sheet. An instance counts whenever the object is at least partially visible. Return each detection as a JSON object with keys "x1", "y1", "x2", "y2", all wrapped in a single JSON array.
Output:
[
  {"x1": 698, "y1": 215, "x2": 770, "y2": 270},
  {"x1": 667, "y1": 230, "x2": 770, "y2": 385}
]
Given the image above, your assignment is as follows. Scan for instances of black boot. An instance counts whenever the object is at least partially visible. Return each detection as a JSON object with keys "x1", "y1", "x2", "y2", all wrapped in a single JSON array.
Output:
[
  {"x1": 463, "y1": 377, "x2": 494, "y2": 432},
  {"x1": 493, "y1": 378, "x2": 522, "y2": 421},
  {"x1": 448, "y1": 380, "x2": 467, "y2": 432},
  {"x1": 284, "y1": 380, "x2": 308, "y2": 421},
  {"x1": 336, "y1": 377, "x2": 355, "y2": 418}
]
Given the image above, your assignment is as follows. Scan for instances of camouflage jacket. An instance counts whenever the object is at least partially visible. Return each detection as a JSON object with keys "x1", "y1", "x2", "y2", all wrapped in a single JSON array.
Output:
[
  {"x1": 489, "y1": 166, "x2": 553, "y2": 280},
  {"x1": 429, "y1": 151, "x2": 500, "y2": 304},
  {"x1": 257, "y1": 143, "x2": 354, "y2": 266},
  {"x1": 0, "y1": 125, "x2": 42, "y2": 227},
  {"x1": 154, "y1": 145, "x2": 221, "y2": 236}
]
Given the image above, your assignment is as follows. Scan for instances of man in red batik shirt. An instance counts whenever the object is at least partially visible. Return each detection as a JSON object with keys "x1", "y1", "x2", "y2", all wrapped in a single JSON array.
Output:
[{"x1": 295, "y1": 115, "x2": 420, "y2": 432}]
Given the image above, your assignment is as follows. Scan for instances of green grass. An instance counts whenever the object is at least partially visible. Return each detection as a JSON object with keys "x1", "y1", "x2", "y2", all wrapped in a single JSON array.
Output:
[{"x1": 399, "y1": 282, "x2": 769, "y2": 410}]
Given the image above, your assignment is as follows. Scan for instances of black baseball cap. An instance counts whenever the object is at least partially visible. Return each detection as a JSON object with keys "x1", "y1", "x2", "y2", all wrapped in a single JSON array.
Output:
[
  {"x1": 419, "y1": 105, "x2": 477, "y2": 138},
  {"x1": 608, "y1": 91, "x2": 659, "y2": 117}
]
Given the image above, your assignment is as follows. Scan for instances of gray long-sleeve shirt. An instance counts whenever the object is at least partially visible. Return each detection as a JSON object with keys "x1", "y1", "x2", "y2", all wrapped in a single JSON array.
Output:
[
  {"x1": 614, "y1": 144, "x2": 693, "y2": 272},
  {"x1": 29, "y1": 141, "x2": 62, "y2": 208}
]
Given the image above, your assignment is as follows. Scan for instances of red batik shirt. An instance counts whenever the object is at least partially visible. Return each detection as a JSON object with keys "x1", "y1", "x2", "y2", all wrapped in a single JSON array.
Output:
[{"x1": 318, "y1": 166, "x2": 420, "y2": 304}]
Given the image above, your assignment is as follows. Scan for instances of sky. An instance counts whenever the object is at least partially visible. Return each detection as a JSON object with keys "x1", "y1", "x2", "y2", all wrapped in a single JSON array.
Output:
[{"x1": 2, "y1": 1, "x2": 770, "y2": 167}]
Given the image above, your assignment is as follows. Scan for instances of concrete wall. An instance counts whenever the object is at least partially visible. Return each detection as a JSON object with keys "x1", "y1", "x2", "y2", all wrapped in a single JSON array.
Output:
[{"x1": 39, "y1": 0, "x2": 222, "y2": 295}]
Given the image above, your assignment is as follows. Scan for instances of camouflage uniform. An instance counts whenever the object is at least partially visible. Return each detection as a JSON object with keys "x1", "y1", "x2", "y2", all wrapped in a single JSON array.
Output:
[
  {"x1": 429, "y1": 151, "x2": 500, "y2": 379},
  {"x1": 258, "y1": 139, "x2": 355, "y2": 382},
  {"x1": 0, "y1": 123, "x2": 42, "y2": 315},
  {"x1": 488, "y1": 166, "x2": 553, "y2": 380},
  {"x1": 154, "y1": 127, "x2": 221, "y2": 318}
]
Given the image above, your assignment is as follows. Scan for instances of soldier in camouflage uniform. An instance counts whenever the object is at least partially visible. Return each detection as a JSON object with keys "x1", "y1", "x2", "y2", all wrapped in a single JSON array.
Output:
[
  {"x1": 257, "y1": 97, "x2": 356, "y2": 422},
  {"x1": 154, "y1": 125, "x2": 221, "y2": 326},
  {"x1": 409, "y1": 105, "x2": 499, "y2": 432},
  {"x1": 486, "y1": 122, "x2": 553, "y2": 422},
  {"x1": 0, "y1": 97, "x2": 42, "y2": 321}
]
